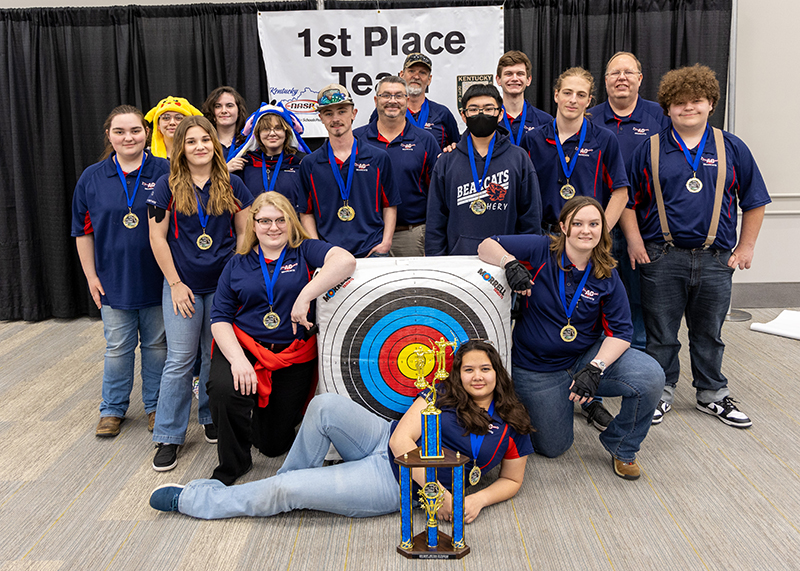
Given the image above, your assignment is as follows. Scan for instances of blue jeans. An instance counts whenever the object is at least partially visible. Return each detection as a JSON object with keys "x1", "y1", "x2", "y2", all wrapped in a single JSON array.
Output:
[
  {"x1": 153, "y1": 281, "x2": 213, "y2": 445},
  {"x1": 99, "y1": 305, "x2": 166, "y2": 417},
  {"x1": 178, "y1": 393, "x2": 400, "y2": 519},
  {"x1": 512, "y1": 337, "x2": 664, "y2": 462},
  {"x1": 612, "y1": 227, "x2": 646, "y2": 350},
  {"x1": 639, "y1": 243, "x2": 734, "y2": 405}
]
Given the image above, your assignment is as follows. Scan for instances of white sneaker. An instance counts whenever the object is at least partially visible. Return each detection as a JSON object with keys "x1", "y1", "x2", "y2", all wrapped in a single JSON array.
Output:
[
  {"x1": 696, "y1": 397, "x2": 752, "y2": 428},
  {"x1": 652, "y1": 400, "x2": 671, "y2": 425}
]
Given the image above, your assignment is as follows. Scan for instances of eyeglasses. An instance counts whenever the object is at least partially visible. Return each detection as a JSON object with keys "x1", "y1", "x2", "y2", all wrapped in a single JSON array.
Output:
[
  {"x1": 318, "y1": 89, "x2": 349, "y2": 106},
  {"x1": 260, "y1": 127, "x2": 284, "y2": 135},
  {"x1": 376, "y1": 93, "x2": 408, "y2": 101},
  {"x1": 254, "y1": 217, "x2": 287, "y2": 228},
  {"x1": 605, "y1": 70, "x2": 641, "y2": 79},
  {"x1": 159, "y1": 113, "x2": 185, "y2": 124},
  {"x1": 464, "y1": 106, "x2": 499, "y2": 117}
]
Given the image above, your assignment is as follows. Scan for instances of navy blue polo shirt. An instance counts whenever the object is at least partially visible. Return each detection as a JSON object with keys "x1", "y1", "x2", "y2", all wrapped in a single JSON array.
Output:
[
  {"x1": 241, "y1": 151, "x2": 306, "y2": 212},
  {"x1": 210, "y1": 239, "x2": 333, "y2": 344},
  {"x1": 587, "y1": 97, "x2": 670, "y2": 162},
  {"x1": 521, "y1": 120, "x2": 629, "y2": 227},
  {"x1": 627, "y1": 126, "x2": 771, "y2": 250},
  {"x1": 388, "y1": 388, "x2": 534, "y2": 491},
  {"x1": 502, "y1": 101, "x2": 553, "y2": 145},
  {"x1": 146, "y1": 174, "x2": 254, "y2": 294},
  {"x1": 71, "y1": 153, "x2": 170, "y2": 309},
  {"x1": 299, "y1": 137, "x2": 401, "y2": 258},
  {"x1": 353, "y1": 119, "x2": 439, "y2": 226},
  {"x1": 494, "y1": 234, "x2": 632, "y2": 372},
  {"x1": 370, "y1": 98, "x2": 461, "y2": 151}
]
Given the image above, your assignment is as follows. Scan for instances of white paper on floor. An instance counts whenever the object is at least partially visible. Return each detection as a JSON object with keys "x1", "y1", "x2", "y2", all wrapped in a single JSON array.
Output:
[{"x1": 750, "y1": 310, "x2": 800, "y2": 341}]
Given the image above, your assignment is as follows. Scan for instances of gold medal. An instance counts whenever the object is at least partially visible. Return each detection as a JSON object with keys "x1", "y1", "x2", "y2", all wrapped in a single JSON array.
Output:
[
  {"x1": 686, "y1": 176, "x2": 703, "y2": 193},
  {"x1": 337, "y1": 204, "x2": 355, "y2": 221},
  {"x1": 469, "y1": 465, "x2": 481, "y2": 486},
  {"x1": 560, "y1": 323, "x2": 578, "y2": 342},
  {"x1": 470, "y1": 199, "x2": 487, "y2": 215},
  {"x1": 196, "y1": 233, "x2": 213, "y2": 250},
  {"x1": 560, "y1": 183, "x2": 576, "y2": 200},
  {"x1": 123, "y1": 209, "x2": 139, "y2": 229},
  {"x1": 263, "y1": 311, "x2": 280, "y2": 330}
]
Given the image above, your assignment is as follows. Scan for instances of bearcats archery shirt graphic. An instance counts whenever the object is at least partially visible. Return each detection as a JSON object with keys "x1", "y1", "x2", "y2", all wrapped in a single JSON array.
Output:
[{"x1": 426, "y1": 131, "x2": 542, "y2": 256}]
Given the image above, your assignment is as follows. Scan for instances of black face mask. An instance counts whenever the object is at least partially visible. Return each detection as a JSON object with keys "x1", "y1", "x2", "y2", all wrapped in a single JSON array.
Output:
[{"x1": 466, "y1": 113, "x2": 498, "y2": 138}]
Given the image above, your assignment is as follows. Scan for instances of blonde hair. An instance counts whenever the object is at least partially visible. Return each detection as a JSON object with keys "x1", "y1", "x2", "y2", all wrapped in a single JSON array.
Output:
[
  {"x1": 168, "y1": 116, "x2": 239, "y2": 216},
  {"x1": 554, "y1": 67, "x2": 595, "y2": 117},
  {"x1": 237, "y1": 191, "x2": 309, "y2": 255}
]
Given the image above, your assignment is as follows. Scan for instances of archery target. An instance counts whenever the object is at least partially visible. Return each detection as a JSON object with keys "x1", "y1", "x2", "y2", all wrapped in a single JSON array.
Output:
[{"x1": 317, "y1": 256, "x2": 511, "y2": 420}]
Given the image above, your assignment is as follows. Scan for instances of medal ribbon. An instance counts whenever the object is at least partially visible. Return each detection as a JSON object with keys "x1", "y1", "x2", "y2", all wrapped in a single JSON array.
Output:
[
  {"x1": 261, "y1": 151, "x2": 284, "y2": 193},
  {"x1": 470, "y1": 400, "x2": 496, "y2": 468},
  {"x1": 502, "y1": 102, "x2": 528, "y2": 146},
  {"x1": 406, "y1": 99, "x2": 430, "y2": 129},
  {"x1": 467, "y1": 133, "x2": 497, "y2": 198},
  {"x1": 559, "y1": 252, "x2": 593, "y2": 324},
  {"x1": 327, "y1": 139, "x2": 358, "y2": 203},
  {"x1": 195, "y1": 190, "x2": 210, "y2": 230},
  {"x1": 553, "y1": 118, "x2": 587, "y2": 181},
  {"x1": 258, "y1": 244, "x2": 287, "y2": 308},
  {"x1": 114, "y1": 153, "x2": 146, "y2": 210},
  {"x1": 672, "y1": 123, "x2": 710, "y2": 175}
]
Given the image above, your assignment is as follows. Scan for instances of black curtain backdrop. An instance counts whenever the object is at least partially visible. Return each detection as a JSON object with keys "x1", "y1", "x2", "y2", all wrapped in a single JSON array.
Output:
[{"x1": 0, "y1": 1, "x2": 731, "y2": 321}]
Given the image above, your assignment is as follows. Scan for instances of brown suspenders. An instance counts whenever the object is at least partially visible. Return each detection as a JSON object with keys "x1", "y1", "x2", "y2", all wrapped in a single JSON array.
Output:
[{"x1": 649, "y1": 127, "x2": 726, "y2": 249}]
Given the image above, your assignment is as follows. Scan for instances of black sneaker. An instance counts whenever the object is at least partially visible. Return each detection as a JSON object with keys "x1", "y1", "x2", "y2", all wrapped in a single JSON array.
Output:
[
  {"x1": 582, "y1": 401, "x2": 614, "y2": 432},
  {"x1": 696, "y1": 396, "x2": 752, "y2": 428},
  {"x1": 204, "y1": 423, "x2": 218, "y2": 444},
  {"x1": 153, "y1": 443, "x2": 179, "y2": 471},
  {"x1": 652, "y1": 400, "x2": 672, "y2": 425}
]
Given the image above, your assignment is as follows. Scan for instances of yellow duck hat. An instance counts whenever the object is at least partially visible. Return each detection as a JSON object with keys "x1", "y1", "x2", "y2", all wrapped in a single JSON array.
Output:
[{"x1": 144, "y1": 96, "x2": 203, "y2": 158}]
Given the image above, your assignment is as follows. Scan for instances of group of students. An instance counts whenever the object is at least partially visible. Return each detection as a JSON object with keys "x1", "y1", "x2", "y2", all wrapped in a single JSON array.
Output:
[{"x1": 72, "y1": 47, "x2": 769, "y2": 525}]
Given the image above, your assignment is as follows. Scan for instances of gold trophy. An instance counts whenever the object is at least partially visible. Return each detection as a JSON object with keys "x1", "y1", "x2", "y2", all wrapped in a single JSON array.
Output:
[{"x1": 396, "y1": 337, "x2": 470, "y2": 559}]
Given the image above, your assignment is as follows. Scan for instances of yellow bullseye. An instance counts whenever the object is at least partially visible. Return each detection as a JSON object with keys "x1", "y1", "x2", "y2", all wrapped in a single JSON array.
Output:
[{"x1": 397, "y1": 344, "x2": 435, "y2": 379}]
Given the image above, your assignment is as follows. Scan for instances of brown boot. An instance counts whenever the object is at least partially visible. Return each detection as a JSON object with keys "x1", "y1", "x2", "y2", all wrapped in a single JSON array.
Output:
[
  {"x1": 148, "y1": 411, "x2": 156, "y2": 432},
  {"x1": 612, "y1": 457, "x2": 640, "y2": 480},
  {"x1": 96, "y1": 416, "x2": 123, "y2": 437}
]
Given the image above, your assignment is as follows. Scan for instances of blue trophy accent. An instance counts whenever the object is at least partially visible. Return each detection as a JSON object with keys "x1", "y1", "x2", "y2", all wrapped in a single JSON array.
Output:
[{"x1": 395, "y1": 336, "x2": 470, "y2": 559}]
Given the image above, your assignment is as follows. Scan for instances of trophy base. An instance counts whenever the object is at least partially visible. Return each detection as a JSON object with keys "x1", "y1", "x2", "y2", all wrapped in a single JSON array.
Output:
[{"x1": 397, "y1": 531, "x2": 470, "y2": 559}]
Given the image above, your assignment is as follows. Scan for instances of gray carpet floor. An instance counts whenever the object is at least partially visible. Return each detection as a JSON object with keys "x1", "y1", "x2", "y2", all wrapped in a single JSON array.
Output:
[{"x1": 1, "y1": 308, "x2": 799, "y2": 570}]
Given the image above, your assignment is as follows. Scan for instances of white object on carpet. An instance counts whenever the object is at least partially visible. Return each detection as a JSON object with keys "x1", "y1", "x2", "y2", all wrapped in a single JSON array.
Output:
[{"x1": 750, "y1": 310, "x2": 800, "y2": 341}]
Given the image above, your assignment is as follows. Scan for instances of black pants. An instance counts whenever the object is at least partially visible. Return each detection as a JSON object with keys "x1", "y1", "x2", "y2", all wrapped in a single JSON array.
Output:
[{"x1": 206, "y1": 346, "x2": 316, "y2": 486}]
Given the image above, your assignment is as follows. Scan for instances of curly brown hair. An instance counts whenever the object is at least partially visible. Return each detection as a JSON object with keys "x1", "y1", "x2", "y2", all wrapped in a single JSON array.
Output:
[
  {"x1": 438, "y1": 340, "x2": 534, "y2": 436},
  {"x1": 657, "y1": 64, "x2": 720, "y2": 116}
]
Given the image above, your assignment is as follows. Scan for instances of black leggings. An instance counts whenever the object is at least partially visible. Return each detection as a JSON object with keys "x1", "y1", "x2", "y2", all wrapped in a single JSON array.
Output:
[{"x1": 206, "y1": 347, "x2": 316, "y2": 486}]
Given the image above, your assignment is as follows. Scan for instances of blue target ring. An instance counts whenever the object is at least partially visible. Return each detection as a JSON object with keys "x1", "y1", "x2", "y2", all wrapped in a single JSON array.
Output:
[
  {"x1": 339, "y1": 287, "x2": 487, "y2": 420},
  {"x1": 359, "y1": 307, "x2": 469, "y2": 410}
]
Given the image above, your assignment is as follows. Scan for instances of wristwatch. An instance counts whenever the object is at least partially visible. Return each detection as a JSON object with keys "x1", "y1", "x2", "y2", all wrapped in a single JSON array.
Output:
[{"x1": 590, "y1": 359, "x2": 606, "y2": 373}]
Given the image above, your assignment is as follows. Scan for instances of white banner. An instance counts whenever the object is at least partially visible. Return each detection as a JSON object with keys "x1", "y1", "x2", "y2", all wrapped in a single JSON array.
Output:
[
  {"x1": 258, "y1": 7, "x2": 504, "y2": 138},
  {"x1": 316, "y1": 256, "x2": 512, "y2": 420}
]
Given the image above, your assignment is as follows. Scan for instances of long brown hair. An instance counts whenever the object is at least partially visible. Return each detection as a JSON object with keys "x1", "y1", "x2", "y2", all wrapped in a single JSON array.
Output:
[
  {"x1": 168, "y1": 116, "x2": 239, "y2": 216},
  {"x1": 99, "y1": 105, "x2": 148, "y2": 161},
  {"x1": 255, "y1": 114, "x2": 298, "y2": 156},
  {"x1": 201, "y1": 86, "x2": 248, "y2": 146},
  {"x1": 237, "y1": 191, "x2": 309, "y2": 255},
  {"x1": 549, "y1": 196, "x2": 616, "y2": 279},
  {"x1": 438, "y1": 340, "x2": 533, "y2": 436}
]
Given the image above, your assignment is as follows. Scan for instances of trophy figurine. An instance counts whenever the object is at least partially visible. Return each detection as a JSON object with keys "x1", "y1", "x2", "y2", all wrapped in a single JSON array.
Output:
[{"x1": 395, "y1": 337, "x2": 470, "y2": 559}]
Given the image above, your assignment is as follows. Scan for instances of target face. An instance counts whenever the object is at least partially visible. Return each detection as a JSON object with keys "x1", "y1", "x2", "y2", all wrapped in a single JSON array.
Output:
[{"x1": 317, "y1": 258, "x2": 511, "y2": 420}]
